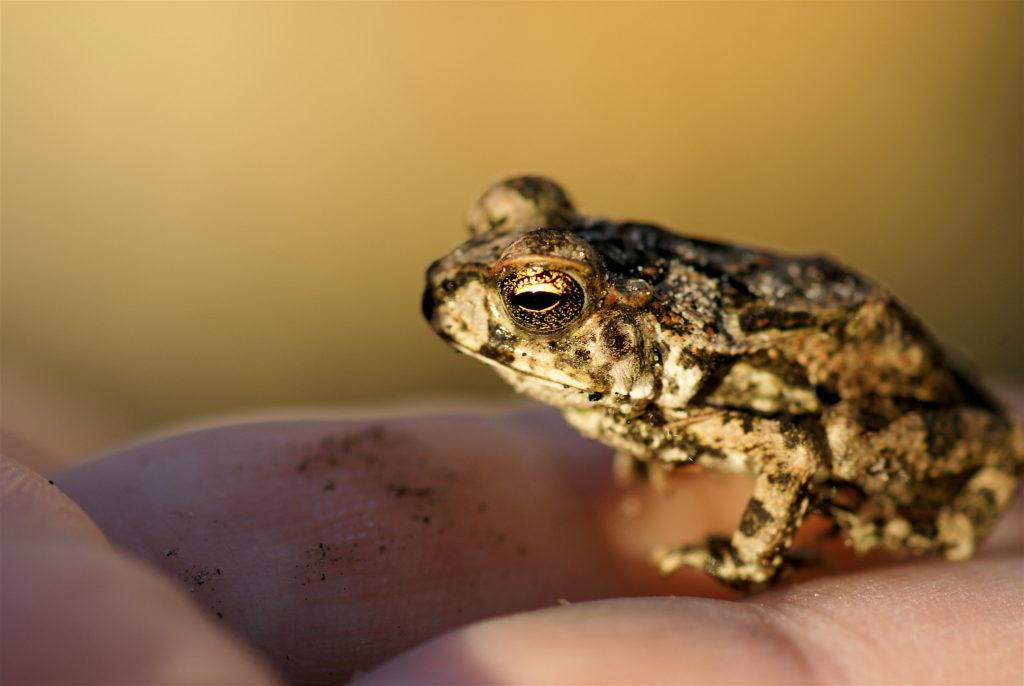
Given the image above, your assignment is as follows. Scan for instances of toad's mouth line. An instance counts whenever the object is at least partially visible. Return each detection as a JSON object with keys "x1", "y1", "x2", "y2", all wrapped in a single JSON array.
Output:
[{"x1": 449, "y1": 341, "x2": 593, "y2": 394}]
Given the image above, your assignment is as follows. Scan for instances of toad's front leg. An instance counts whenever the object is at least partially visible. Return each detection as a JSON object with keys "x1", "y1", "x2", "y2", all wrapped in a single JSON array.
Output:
[{"x1": 654, "y1": 411, "x2": 824, "y2": 590}]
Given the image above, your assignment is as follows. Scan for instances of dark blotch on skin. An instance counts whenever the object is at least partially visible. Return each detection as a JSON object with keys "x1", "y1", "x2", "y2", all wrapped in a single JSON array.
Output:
[
  {"x1": 910, "y1": 516, "x2": 939, "y2": 539},
  {"x1": 962, "y1": 487, "x2": 999, "y2": 528},
  {"x1": 481, "y1": 323, "x2": 517, "y2": 365},
  {"x1": 600, "y1": 320, "x2": 632, "y2": 360},
  {"x1": 703, "y1": 535, "x2": 735, "y2": 575},
  {"x1": 977, "y1": 487, "x2": 998, "y2": 507},
  {"x1": 926, "y1": 410, "x2": 962, "y2": 459},
  {"x1": 420, "y1": 286, "x2": 435, "y2": 322},
  {"x1": 852, "y1": 402, "x2": 903, "y2": 433},
  {"x1": 510, "y1": 176, "x2": 571, "y2": 209},
  {"x1": 440, "y1": 273, "x2": 478, "y2": 296},
  {"x1": 479, "y1": 343, "x2": 514, "y2": 366},
  {"x1": 739, "y1": 305, "x2": 816, "y2": 333},
  {"x1": 577, "y1": 222, "x2": 673, "y2": 285},
  {"x1": 744, "y1": 350, "x2": 813, "y2": 389},
  {"x1": 685, "y1": 353, "x2": 736, "y2": 406},
  {"x1": 815, "y1": 386, "x2": 842, "y2": 406},
  {"x1": 739, "y1": 498, "x2": 773, "y2": 537},
  {"x1": 738, "y1": 414, "x2": 756, "y2": 434},
  {"x1": 640, "y1": 406, "x2": 668, "y2": 428}
]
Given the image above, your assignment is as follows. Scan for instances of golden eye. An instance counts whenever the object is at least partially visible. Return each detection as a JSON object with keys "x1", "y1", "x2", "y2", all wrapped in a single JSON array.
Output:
[{"x1": 500, "y1": 269, "x2": 586, "y2": 333}]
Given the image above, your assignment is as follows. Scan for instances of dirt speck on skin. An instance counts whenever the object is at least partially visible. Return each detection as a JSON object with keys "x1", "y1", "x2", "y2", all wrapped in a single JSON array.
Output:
[
  {"x1": 388, "y1": 483, "x2": 434, "y2": 499},
  {"x1": 293, "y1": 425, "x2": 462, "y2": 569},
  {"x1": 294, "y1": 425, "x2": 395, "y2": 473},
  {"x1": 182, "y1": 566, "x2": 221, "y2": 591},
  {"x1": 295, "y1": 541, "x2": 366, "y2": 586},
  {"x1": 287, "y1": 423, "x2": 531, "y2": 596}
]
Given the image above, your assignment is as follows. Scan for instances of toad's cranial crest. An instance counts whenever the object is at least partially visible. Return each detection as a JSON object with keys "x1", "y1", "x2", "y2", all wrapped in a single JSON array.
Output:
[{"x1": 423, "y1": 175, "x2": 1024, "y2": 591}]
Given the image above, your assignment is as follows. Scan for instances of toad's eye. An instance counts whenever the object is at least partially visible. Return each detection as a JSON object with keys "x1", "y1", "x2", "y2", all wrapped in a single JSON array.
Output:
[{"x1": 499, "y1": 269, "x2": 586, "y2": 333}]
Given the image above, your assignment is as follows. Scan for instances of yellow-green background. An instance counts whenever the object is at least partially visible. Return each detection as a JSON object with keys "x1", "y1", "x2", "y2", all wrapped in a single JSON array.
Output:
[{"x1": 3, "y1": 1, "x2": 1022, "y2": 466}]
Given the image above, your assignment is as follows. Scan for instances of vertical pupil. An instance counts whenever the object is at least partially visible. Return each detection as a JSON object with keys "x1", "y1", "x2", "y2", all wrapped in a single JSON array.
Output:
[{"x1": 514, "y1": 291, "x2": 561, "y2": 311}]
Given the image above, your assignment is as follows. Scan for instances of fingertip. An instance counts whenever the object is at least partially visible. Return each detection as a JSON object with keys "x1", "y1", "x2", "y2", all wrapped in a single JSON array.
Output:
[
  {"x1": 750, "y1": 556, "x2": 1024, "y2": 685},
  {"x1": 2, "y1": 455, "x2": 282, "y2": 686},
  {"x1": 354, "y1": 556, "x2": 1023, "y2": 686},
  {"x1": 351, "y1": 597, "x2": 815, "y2": 686},
  {"x1": 1, "y1": 454, "x2": 108, "y2": 543}
]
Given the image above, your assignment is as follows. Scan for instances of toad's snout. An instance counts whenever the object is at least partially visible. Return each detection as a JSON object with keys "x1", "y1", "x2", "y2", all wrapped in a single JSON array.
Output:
[
  {"x1": 420, "y1": 283, "x2": 436, "y2": 323},
  {"x1": 421, "y1": 259, "x2": 443, "y2": 323}
]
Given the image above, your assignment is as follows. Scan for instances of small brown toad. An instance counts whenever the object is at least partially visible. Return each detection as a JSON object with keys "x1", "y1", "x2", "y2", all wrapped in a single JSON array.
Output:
[{"x1": 422, "y1": 175, "x2": 1023, "y2": 590}]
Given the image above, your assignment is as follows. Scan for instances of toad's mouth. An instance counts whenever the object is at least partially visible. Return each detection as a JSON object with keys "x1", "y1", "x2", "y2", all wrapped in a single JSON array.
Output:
[{"x1": 448, "y1": 341, "x2": 594, "y2": 395}]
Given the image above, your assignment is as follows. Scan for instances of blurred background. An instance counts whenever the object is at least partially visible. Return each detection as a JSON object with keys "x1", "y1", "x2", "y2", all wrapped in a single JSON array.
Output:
[{"x1": 3, "y1": 1, "x2": 1021, "y2": 471}]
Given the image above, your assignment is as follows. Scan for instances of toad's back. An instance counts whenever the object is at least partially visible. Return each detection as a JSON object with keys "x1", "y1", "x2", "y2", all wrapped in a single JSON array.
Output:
[{"x1": 577, "y1": 219, "x2": 974, "y2": 408}]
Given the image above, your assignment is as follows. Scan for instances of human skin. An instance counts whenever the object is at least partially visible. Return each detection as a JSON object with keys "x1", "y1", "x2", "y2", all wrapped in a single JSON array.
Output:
[{"x1": 2, "y1": 404, "x2": 1022, "y2": 686}]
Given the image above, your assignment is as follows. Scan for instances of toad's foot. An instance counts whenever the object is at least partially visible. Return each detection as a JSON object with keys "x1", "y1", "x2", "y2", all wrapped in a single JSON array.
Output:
[{"x1": 652, "y1": 535, "x2": 783, "y2": 592}]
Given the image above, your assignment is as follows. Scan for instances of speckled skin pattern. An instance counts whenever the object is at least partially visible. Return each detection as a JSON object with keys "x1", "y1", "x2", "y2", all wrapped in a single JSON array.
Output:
[{"x1": 422, "y1": 176, "x2": 1023, "y2": 590}]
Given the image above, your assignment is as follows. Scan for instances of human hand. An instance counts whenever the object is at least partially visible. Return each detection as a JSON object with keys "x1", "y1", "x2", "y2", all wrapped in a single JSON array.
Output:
[{"x1": 3, "y1": 404, "x2": 1022, "y2": 685}]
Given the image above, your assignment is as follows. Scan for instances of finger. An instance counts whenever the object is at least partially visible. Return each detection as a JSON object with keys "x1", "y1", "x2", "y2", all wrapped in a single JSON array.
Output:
[
  {"x1": 54, "y1": 407, "x2": 1022, "y2": 683},
  {"x1": 1, "y1": 456, "x2": 280, "y2": 686},
  {"x1": 55, "y1": 410, "x2": 638, "y2": 684},
  {"x1": 354, "y1": 554, "x2": 1024, "y2": 686},
  {"x1": 55, "y1": 409, "x2": 756, "y2": 684}
]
